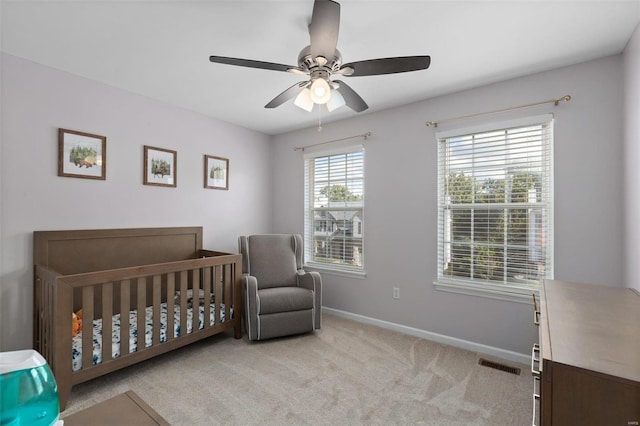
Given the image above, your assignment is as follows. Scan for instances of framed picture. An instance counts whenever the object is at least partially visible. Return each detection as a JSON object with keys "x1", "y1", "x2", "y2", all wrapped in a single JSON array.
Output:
[
  {"x1": 58, "y1": 128, "x2": 106, "y2": 180},
  {"x1": 204, "y1": 155, "x2": 229, "y2": 190},
  {"x1": 144, "y1": 145, "x2": 177, "y2": 187}
]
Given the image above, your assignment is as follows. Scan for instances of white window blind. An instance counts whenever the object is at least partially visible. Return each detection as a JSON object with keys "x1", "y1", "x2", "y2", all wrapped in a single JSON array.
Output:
[
  {"x1": 304, "y1": 147, "x2": 364, "y2": 273},
  {"x1": 437, "y1": 116, "x2": 553, "y2": 292}
]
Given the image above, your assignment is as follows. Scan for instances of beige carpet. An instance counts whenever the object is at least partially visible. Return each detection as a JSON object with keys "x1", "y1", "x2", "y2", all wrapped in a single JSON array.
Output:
[{"x1": 61, "y1": 313, "x2": 532, "y2": 425}]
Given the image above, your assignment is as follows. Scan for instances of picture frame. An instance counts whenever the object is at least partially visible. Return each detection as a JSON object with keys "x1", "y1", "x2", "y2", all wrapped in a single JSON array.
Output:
[
  {"x1": 58, "y1": 128, "x2": 106, "y2": 180},
  {"x1": 204, "y1": 155, "x2": 229, "y2": 190},
  {"x1": 144, "y1": 145, "x2": 177, "y2": 187}
]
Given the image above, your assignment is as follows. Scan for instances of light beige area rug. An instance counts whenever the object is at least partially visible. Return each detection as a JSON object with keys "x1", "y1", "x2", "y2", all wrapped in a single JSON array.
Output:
[{"x1": 61, "y1": 313, "x2": 531, "y2": 425}]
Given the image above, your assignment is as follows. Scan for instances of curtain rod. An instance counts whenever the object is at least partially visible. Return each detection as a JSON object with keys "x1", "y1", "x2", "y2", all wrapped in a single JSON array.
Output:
[
  {"x1": 425, "y1": 95, "x2": 571, "y2": 128},
  {"x1": 293, "y1": 132, "x2": 372, "y2": 151}
]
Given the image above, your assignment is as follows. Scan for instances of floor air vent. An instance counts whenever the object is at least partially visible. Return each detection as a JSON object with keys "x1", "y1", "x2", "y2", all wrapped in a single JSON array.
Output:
[{"x1": 478, "y1": 358, "x2": 521, "y2": 375}]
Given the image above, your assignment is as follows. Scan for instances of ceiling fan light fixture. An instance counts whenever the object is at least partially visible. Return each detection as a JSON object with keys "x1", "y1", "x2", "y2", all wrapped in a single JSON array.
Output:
[
  {"x1": 294, "y1": 88, "x2": 314, "y2": 112},
  {"x1": 309, "y1": 78, "x2": 331, "y2": 104},
  {"x1": 210, "y1": 1, "x2": 431, "y2": 115},
  {"x1": 326, "y1": 89, "x2": 345, "y2": 112}
]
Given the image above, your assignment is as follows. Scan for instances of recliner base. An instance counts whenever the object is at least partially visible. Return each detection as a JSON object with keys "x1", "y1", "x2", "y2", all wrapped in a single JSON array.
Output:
[{"x1": 251, "y1": 309, "x2": 314, "y2": 341}]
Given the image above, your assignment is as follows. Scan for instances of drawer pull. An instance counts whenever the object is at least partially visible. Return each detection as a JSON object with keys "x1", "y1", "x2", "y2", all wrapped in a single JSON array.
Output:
[
  {"x1": 531, "y1": 343, "x2": 541, "y2": 377},
  {"x1": 532, "y1": 376, "x2": 540, "y2": 426},
  {"x1": 532, "y1": 293, "x2": 540, "y2": 326}
]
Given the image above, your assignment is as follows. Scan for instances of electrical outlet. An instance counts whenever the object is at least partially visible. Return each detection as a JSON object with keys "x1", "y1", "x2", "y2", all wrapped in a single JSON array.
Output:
[{"x1": 393, "y1": 287, "x2": 400, "y2": 299}]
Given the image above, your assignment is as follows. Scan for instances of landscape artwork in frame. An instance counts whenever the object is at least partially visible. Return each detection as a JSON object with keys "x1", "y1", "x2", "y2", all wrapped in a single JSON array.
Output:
[
  {"x1": 144, "y1": 146, "x2": 177, "y2": 187},
  {"x1": 58, "y1": 128, "x2": 106, "y2": 180},
  {"x1": 204, "y1": 155, "x2": 229, "y2": 190}
]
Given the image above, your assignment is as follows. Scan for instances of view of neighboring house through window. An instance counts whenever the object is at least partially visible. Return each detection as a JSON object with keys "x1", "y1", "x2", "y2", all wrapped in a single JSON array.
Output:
[
  {"x1": 436, "y1": 115, "x2": 553, "y2": 295},
  {"x1": 304, "y1": 147, "x2": 364, "y2": 273}
]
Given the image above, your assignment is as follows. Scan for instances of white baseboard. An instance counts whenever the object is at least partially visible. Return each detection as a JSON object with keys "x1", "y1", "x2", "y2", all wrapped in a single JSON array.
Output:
[{"x1": 322, "y1": 307, "x2": 531, "y2": 366}]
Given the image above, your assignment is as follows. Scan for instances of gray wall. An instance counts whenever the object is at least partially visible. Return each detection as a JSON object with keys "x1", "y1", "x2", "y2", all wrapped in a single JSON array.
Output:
[
  {"x1": 1, "y1": 51, "x2": 631, "y2": 356},
  {"x1": 0, "y1": 54, "x2": 273, "y2": 351},
  {"x1": 271, "y1": 55, "x2": 625, "y2": 355},
  {"x1": 624, "y1": 24, "x2": 640, "y2": 293}
]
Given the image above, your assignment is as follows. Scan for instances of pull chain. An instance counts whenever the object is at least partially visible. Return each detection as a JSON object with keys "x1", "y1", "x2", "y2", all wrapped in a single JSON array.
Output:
[{"x1": 317, "y1": 105, "x2": 323, "y2": 132}]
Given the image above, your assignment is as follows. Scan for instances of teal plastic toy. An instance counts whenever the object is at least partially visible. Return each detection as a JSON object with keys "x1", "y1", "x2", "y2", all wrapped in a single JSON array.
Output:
[{"x1": 0, "y1": 350, "x2": 60, "y2": 426}]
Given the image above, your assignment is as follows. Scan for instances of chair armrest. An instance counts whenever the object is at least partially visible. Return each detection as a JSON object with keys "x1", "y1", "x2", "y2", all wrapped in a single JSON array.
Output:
[
  {"x1": 297, "y1": 270, "x2": 321, "y2": 292},
  {"x1": 243, "y1": 273, "x2": 258, "y2": 293},
  {"x1": 297, "y1": 270, "x2": 322, "y2": 329},
  {"x1": 242, "y1": 274, "x2": 259, "y2": 340}
]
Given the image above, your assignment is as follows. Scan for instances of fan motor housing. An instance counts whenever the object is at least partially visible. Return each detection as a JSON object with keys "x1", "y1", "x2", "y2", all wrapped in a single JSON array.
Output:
[{"x1": 298, "y1": 45, "x2": 342, "y2": 73}]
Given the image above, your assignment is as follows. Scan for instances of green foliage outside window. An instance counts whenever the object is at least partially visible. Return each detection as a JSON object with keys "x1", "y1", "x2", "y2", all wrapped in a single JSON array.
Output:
[
  {"x1": 444, "y1": 171, "x2": 543, "y2": 283},
  {"x1": 319, "y1": 185, "x2": 362, "y2": 202}
]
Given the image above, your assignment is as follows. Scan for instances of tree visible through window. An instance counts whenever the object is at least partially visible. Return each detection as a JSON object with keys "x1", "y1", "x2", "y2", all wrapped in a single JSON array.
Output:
[
  {"x1": 437, "y1": 118, "x2": 553, "y2": 290},
  {"x1": 304, "y1": 148, "x2": 364, "y2": 272}
]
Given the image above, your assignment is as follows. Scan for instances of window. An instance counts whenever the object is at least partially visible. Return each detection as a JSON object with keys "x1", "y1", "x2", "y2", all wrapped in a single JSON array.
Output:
[
  {"x1": 436, "y1": 115, "x2": 553, "y2": 297},
  {"x1": 304, "y1": 147, "x2": 365, "y2": 274}
]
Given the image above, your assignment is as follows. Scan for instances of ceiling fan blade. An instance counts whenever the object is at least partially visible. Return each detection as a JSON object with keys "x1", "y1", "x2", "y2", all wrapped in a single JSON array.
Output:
[
  {"x1": 333, "y1": 80, "x2": 368, "y2": 112},
  {"x1": 341, "y1": 56, "x2": 431, "y2": 77},
  {"x1": 209, "y1": 56, "x2": 297, "y2": 73},
  {"x1": 309, "y1": 0, "x2": 340, "y2": 60},
  {"x1": 264, "y1": 81, "x2": 309, "y2": 109}
]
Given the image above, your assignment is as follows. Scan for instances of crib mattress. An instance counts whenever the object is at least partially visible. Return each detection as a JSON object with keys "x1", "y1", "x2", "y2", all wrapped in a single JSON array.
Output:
[{"x1": 72, "y1": 303, "x2": 226, "y2": 371}]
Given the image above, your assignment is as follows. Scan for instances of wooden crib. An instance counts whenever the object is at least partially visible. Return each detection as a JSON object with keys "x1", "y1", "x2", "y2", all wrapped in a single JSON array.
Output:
[{"x1": 33, "y1": 227, "x2": 242, "y2": 411}]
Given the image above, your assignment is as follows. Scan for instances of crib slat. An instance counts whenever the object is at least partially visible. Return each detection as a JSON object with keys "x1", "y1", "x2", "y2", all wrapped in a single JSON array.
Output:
[
  {"x1": 53, "y1": 282, "x2": 73, "y2": 411},
  {"x1": 191, "y1": 269, "x2": 200, "y2": 332},
  {"x1": 120, "y1": 280, "x2": 130, "y2": 356},
  {"x1": 215, "y1": 265, "x2": 223, "y2": 325},
  {"x1": 50, "y1": 278, "x2": 56, "y2": 361},
  {"x1": 152, "y1": 275, "x2": 161, "y2": 345},
  {"x1": 81, "y1": 287, "x2": 94, "y2": 370},
  {"x1": 43, "y1": 277, "x2": 50, "y2": 361},
  {"x1": 231, "y1": 258, "x2": 242, "y2": 339},
  {"x1": 137, "y1": 278, "x2": 146, "y2": 352},
  {"x1": 38, "y1": 276, "x2": 47, "y2": 361},
  {"x1": 49, "y1": 278, "x2": 56, "y2": 361},
  {"x1": 225, "y1": 264, "x2": 232, "y2": 321},
  {"x1": 203, "y1": 266, "x2": 211, "y2": 330},
  {"x1": 48, "y1": 279, "x2": 54, "y2": 360},
  {"x1": 166, "y1": 273, "x2": 175, "y2": 342},
  {"x1": 33, "y1": 277, "x2": 41, "y2": 351},
  {"x1": 224, "y1": 263, "x2": 235, "y2": 306},
  {"x1": 36, "y1": 277, "x2": 45, "y2": 359},
  {"x1": 179, "y1": 271, "x2": 188, "y2": 336},
  {"x1": 102, "y1": 283, "x2": 113, "y2": 363}
]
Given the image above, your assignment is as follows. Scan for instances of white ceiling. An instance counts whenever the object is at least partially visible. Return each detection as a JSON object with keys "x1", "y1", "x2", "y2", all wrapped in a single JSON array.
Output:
[{"x1": 2, "y1": 1, "x2": 639, "y2": 135}]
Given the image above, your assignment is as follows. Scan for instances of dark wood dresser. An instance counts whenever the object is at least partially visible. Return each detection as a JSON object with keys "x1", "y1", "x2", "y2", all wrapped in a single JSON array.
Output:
[{"x1": 532, "y1": 279, "x2": 640, "y2": 425}]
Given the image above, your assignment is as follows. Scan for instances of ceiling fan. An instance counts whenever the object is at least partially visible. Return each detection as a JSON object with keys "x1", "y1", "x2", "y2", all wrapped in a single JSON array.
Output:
[{"x1": 209, "y1": 0, "x2": 430, "y2": 113}]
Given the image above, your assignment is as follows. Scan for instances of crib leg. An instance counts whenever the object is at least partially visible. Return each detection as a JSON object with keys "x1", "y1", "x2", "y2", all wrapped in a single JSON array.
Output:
[
  {"x1": 234, "y1": 321, "x2": 242, "y2": 339},
  {"x1": 57, "y1": 382, "x2": 71, "y2": 412}
]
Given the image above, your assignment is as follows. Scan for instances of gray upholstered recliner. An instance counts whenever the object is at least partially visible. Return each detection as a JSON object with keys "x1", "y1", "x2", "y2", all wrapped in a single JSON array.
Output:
[{"x1": 238, "y1": 234, "x2": 322, "y2": 341}]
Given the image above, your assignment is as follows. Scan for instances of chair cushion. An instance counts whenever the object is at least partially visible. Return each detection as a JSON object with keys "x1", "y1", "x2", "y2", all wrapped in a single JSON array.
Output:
[{"x1": 257, "y1": 287, "x2": 314, "y2": 315}]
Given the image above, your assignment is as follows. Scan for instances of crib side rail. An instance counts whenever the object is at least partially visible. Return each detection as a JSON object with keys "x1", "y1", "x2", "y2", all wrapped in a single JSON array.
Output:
[
  {"x1": 54, "y1": 252, "x2": 242, "y2": 381},
  {"x1": 57, "y1": 254, "x2": 238, "y2": 287}
]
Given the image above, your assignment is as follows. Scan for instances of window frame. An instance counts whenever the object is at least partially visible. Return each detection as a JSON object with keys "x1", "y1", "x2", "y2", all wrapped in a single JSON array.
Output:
[
  {"x1": 434, "y1": 115, "x2": 554, "y2": 302},
  {"x1": 303, "y1": 145, "x2": 366, "y2": 278}
]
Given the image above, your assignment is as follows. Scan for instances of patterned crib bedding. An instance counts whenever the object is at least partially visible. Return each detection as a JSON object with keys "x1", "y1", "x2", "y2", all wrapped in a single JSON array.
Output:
[{"x1": 72, "y1": 302, "x2": 226, "y2": 372}]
